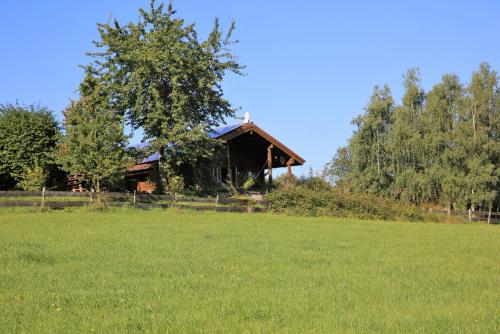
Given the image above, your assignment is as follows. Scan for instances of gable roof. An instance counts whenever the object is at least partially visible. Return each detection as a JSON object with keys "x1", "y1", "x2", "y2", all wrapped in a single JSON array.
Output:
[
  {"x1": 135, "y1": 122, "x2": 305, "y2": 165},
  {"x1": 214, "y1": 122, "x2": 306, "y2": 165}
]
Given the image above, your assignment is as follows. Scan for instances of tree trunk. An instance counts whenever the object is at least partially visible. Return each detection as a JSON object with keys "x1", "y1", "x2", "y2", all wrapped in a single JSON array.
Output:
[
  {"x1": 158, "y1": 146, "x2": 167, "y2": 194},
  {"x1": 376, "y1": 129, "x2": 380, "y2": 173},
  {"x1": 96, "y1": 180, "x2": 101, "y2": 204},
  {"x1": 472, "y1": 105, "x2": 477, "y2": 142}
]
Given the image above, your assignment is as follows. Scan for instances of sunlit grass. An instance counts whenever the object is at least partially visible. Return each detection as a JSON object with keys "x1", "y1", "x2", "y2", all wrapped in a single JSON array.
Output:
[{"x1": 0, "y1": 208, "x2": 498, "y2": 333}]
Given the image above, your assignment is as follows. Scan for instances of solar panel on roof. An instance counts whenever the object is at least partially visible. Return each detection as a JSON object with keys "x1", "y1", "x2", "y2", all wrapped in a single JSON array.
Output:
[
  {"x1": 141, "y1": 152, "x2": 160, "y2": 163},
  {"x1": 209, "y1": 123, "x2": 243, "y2": 139},
  {"x1": 131, "y1": 124, "x2": 243, "y2": 163}
]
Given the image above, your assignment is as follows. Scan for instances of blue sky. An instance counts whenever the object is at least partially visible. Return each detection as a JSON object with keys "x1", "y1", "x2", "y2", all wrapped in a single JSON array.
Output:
[{"x1": 1, "y1": 1, "x2": 499, "y2": 175}]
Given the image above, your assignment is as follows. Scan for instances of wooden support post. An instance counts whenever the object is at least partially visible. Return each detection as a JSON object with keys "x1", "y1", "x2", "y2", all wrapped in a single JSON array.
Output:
[
  {"x1": 226, "y1": 142, "x2": 232, "y2": 183},
  {"x1": 41, "y1": 187, "x2": 46, "y2": 208},
  {"x1": 468, "y1": 208, "x2": 472, "y2": 222},
  {"x1": 287, "y1": 158, "x2": 295, "y2": 179},
  {"x1": 234, "y1": 166, "x2": 238, "y2": 188},
  {"x1": 133, "y1": 190, "x2": 136, "y2": 207},
  {"x1": 267, "y1": 144, "x2": 274, "y2": 184}
]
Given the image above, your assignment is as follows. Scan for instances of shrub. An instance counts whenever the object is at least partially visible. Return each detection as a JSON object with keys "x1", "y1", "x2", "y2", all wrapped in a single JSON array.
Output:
[
  {"x1": 297, "y1": 176, "x2": 332, "y2": 192},
  {"x1": 166, "y1": 175, "x2": 185, "y2": 197},
  {"x1": 243, "y1": 178, "x2": 255, "y2": 191},
  {"x1": 265, "y1": 179, "x2": 455, "y2": 222},
  {"x1": 17, "y1": 165, "x2": 47, "y2": 191}
]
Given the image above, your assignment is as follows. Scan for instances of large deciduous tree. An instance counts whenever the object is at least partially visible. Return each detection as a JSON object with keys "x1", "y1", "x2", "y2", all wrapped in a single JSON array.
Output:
[
  {"x1": 387, "y1": 69, "x2": 427, "y2": 203},
  {"x1": 460, "y1": 63, "x2": 499, "y2": 211},
  {"x1": 338, "y1": 85, "x2": 394, "y2": 195},
  {"x1": 422, "y1": 74, "x2": 465, "y2": 211},
  {"x1": 86, "y1": 0, "x2": 243, "y2": 189}
]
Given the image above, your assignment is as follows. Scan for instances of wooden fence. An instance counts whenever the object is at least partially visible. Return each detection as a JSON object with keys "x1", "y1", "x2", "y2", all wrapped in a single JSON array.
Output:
[
  {"x1": 431, "y1": 209, "x2": 500, "y2": 224},
  {"x1": 0, "y1": 189, "x2": 265, "y2": 213},
  {"x1": 1, "y1": 190, "x2": 498, "y2": 222}
]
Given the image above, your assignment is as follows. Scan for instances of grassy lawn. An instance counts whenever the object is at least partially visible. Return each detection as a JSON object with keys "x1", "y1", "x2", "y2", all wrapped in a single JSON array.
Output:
[{"x1": 0, "y1": 209, "x2": 498, "y2": 333}]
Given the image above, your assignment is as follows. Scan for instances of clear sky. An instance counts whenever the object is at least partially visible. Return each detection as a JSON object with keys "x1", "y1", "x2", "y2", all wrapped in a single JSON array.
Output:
[{"x1": 1, "y1": 0, "x2": 499, "y2": 175}]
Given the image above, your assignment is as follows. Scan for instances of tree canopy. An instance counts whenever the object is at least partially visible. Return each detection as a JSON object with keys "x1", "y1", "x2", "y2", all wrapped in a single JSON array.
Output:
[
  {"x1": 324, "y1": 63, "x2": 500, "y2": 211},
  {"x1": 0, "y1": 104, "x2": 60, "y2": 190},
  {"x1": 59, "y1": 68, "x2": 129, "y2": 192},
  {"x1": 86, "y1": 0, "x2": 243, "y2": 188}
]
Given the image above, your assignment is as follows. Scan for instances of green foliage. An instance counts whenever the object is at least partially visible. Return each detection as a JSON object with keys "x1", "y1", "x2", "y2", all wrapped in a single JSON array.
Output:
[
  {"x1": 58, "y1": 68, "x2": 129, "y2": 192},
  {"x1": 86, "y1": 1, "x2": 243, "y2": 184},
  {"x1": 166, "y1": 175, "x2": 185, "y2": 196},
  {"x1": 226, "y1": 181, "x2": 240, "y2": 196},
  {"x1": 266, "y1": 177, "x2": 462, "y2": 222},
  {"x1": 17, "y1": 165, "x2": 48, "y2": 191},
  {"x1": 323, "y1": 146, "x2": 351, "y2": 185},
  {"x1": 325, "y1": 63, "x2": 500, "y2": 211},
  {"x1": 297, "y1": 176, "x2": 332, "y2": 192},
  {"x1": 242, "y1": 177, "x2": 255, "y2": 191},
  {"x1": 0, "y1": 104, "x2": 60, "y2": 190},
  {"x1": 331, "y1": 85, "x2": 394, "y2": 196}
]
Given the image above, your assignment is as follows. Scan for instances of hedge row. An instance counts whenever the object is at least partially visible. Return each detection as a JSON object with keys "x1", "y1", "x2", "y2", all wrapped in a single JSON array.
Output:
[{"x1": 265, "y1": 179, "x2": 461, "y2": 223}]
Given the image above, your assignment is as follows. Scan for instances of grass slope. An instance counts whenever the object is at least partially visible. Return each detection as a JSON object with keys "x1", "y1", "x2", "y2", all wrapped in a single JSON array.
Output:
[{"x1": 0, "y1": 208, "x2": 498, "y2": 333}]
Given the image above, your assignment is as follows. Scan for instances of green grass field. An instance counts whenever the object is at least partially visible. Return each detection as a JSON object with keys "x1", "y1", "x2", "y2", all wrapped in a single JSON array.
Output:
[{"x1": 0, "y1": 208, "x2": 498, "y2": 333}]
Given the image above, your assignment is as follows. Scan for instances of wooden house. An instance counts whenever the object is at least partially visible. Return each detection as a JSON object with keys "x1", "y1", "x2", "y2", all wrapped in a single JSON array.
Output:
[{"x1": 127, "y1": 120, "x2": 305, "y2": 193}]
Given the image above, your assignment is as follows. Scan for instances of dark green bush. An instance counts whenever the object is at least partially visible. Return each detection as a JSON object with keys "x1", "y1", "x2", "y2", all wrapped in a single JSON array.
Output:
[{"x1": 297, "y1": 176, "x2": 333, "y2": 192}]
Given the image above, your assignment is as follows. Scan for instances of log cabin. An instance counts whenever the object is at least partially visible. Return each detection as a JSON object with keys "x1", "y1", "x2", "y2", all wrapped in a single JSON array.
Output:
[{"x1": 127, "y1": 118, "x2": 305, "y2": 193}]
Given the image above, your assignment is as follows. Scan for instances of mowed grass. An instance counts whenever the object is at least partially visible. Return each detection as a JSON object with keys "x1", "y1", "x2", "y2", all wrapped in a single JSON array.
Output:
[{"x1": 0, "y1": 209, "x2": 498, "y2": 333}]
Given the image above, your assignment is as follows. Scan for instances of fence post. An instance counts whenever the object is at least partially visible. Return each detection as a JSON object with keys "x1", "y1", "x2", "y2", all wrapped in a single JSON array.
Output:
[
  {"x1": 468, "y1": 209, "x2": 472, "y2": 222},
  {"x1": 133, "y1": 190, "x2": 136, "y2": 207},
  {"x1": 41, "y1": 187, "x2": 46, "y2": 208},
  {"x1": 487, "y1": 208, "x2": 492, "y2": 224},
  {"x1": 90, "y1": 189, "x2": 94, "y2": 205},
  {"x1": 215, "y1": 194, "x2": 219, "y2": 208}
]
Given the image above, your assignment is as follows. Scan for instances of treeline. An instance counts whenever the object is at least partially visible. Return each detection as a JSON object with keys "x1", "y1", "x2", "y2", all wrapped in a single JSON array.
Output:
[{"x1": 324, "y1": 63, "x2": 500, "y2": 212}]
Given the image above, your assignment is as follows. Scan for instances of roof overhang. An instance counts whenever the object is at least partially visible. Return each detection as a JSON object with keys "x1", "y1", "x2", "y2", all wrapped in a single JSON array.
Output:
[
  {"x1": 216, "y1": 123, "x2": 305, "y2": 166},
  {"x1": 128, "y1": 122, "x2": 306, "y2": 168},
  {"x1": 127, "y1": 163, "x2": 155, "y2": 176}
]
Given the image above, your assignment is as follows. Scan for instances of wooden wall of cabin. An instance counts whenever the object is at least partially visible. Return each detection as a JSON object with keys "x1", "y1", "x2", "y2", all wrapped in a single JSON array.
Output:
[{"x1": 210, "y1": 142, "x2": 269, "y2": 188}]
